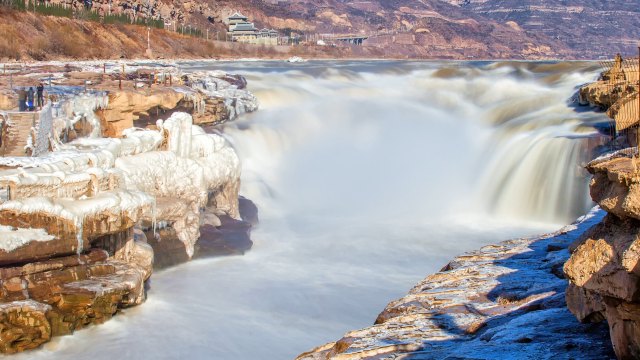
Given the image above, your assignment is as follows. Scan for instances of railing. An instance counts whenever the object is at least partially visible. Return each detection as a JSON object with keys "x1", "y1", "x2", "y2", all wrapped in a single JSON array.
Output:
[{"x1": 598, "y1": 49, "x2": 640, "y2": 157}]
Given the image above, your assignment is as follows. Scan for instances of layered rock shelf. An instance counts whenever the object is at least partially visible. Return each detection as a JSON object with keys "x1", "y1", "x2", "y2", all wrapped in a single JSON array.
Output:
[
  {"x1": 298, "y1": 210, "x2": 614, "y2": 359},
  {"x1": 0, "y1": 62, "x2": 258, "y2": 353}
]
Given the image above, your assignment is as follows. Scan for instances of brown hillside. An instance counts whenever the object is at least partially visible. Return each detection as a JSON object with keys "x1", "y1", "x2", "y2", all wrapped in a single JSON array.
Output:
[{"x1": 0, "y1": 9, "x2": 336, "y2": 61}]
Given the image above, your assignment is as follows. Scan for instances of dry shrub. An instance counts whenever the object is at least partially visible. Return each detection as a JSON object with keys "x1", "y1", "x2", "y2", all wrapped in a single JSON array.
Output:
[
  {"x1": 49, "y1": 24, "x2": 86, "y2": 58},
  {"x1": 27, "y1": 38, "x2": 49, "y2": 60},
  {"x1": 0, "y1": 24, "x2": 21, "y2": 60}
]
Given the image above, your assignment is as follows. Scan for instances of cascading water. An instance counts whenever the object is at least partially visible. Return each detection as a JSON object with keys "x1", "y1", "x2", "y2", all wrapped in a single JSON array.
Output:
[{"x1": 20, "y1": 61, "x2": 610, "y2": 360}]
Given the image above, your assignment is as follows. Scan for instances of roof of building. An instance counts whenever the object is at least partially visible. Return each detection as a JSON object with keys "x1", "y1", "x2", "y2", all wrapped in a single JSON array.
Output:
[
  {"x1": 228, "y1": 12, "x2": 248, "y2": 20},
  {"x1": 231, "y1": 22, "x2": 258, "y2": 32}
]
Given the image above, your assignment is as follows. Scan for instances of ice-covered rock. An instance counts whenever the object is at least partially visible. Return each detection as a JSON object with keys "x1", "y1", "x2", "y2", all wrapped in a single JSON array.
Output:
[
  {"x1": 187, "y1": 71, "x2": 259, "y2": 123},
  {"x1": 0, "y1": 110, "x2": 246, "y2": 352},
  {"x1": 298, "y1": 209, "x2": 614, "y2": 360}
]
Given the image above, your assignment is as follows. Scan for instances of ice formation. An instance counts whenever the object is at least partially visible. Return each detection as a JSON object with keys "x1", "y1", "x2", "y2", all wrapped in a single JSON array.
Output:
[
  {"x1": 189, "y1": 71, "x2": 259, "y2": 120},
  {"x1": 0, "y1": 112, "x2": 240, "y2": 260},
  {"x1": 0, "y1": 63, "x2": 251, "y2": 354},
  {"x1": 51, "y1": 89, "x2": 110, "y2": 140}
]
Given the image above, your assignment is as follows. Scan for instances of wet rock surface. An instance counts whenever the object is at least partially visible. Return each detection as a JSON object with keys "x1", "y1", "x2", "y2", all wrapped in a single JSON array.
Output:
[
  {"x1": 0, "y1": 248, "x2": 149, "y2": 353},
  {"x1": 299, "y1": 210, "x2": 615, "y2": 360}
]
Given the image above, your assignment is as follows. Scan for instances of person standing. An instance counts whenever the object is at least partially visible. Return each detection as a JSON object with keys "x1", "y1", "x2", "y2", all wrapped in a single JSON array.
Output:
[
  {"x1": 17, "y1": 88, "x2": 27, "y2": 111},
  {"x1": 36, "y1": 83, "x2": 44, "y2": 109},
  {"x1": 27, "y1": 87, "x2": 35, "y2": 111}
]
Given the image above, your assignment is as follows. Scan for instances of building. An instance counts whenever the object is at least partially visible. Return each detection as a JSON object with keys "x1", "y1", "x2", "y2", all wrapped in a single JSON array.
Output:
[{"x1": 227, "y1": 12, "x2": 278, "y2": 45}]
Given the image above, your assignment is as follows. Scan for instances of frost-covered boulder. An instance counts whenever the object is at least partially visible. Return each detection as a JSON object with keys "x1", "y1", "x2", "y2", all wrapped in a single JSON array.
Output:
[{"x1": 188, "y1": 71, "x2": 259, "y2": 123}]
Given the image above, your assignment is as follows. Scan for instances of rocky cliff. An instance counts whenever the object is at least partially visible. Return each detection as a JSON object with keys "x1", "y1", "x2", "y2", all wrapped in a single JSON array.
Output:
[
  {"x1": 564, "y1": 68, "x2": 640, "y2": 359},
  {"x1": 565, "y1": 154, "x2": 640, "y2": 360},
  {"x1": 0, "y1": 63, "x2": 257, "y2": 353}
]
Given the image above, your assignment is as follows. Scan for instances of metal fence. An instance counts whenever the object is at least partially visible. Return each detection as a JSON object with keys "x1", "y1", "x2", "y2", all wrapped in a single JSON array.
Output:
[{"x1": 598, "y1": 50, "x2": 640, "y2": 157}]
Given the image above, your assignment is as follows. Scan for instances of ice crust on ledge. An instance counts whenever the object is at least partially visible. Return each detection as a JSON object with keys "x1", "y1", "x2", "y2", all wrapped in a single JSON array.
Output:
[{"x1": 0, "y1": 112, "x2": 241, "y2": 258}]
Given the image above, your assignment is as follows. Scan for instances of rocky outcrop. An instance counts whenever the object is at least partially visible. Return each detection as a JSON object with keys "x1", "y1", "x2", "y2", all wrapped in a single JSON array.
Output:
[
  {"x1": 0, "y1": 110, "x2": 248, "y2": 352},
  {"x1": 92, "y1": 71, "x2": 257, "y2": 138},
  {"x1": 565, "y1": 153, "x2": 640, "y2": 360},
  {"x1": 579, "y1": 82, "x2": 636, "y2": 111},
  {"x1": 298, "y1": 210, "x2": 614, "y2": 360},
  {"x1": 0, "y1": 61, "x2": 258, "y2": 353}
]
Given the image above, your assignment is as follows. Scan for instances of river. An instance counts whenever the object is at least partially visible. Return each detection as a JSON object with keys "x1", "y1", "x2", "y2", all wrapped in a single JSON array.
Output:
[{"x1": 19, "y1": 60, "x2": 609, "y2": 359}]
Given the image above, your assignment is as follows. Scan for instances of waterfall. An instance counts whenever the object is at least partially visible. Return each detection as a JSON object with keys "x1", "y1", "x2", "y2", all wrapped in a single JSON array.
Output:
[
  {"x1": 222, "y1": 61, "x2": 608, "y2": 225},
  {"x1": 20, "y1": 60, "x2": 612, "y2": 360}
]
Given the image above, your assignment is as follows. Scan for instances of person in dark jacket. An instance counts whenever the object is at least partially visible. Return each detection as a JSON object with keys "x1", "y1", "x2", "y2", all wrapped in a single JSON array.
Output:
[
  {"x1": 36, "y1": 83, "x2": 44, "y2": 108},
  {"x1": 17, "y1": 88, "x2": 27, "y2": 111},
  {"x1": 27, "y1": 87, "x2": 35, "y2": 111}
]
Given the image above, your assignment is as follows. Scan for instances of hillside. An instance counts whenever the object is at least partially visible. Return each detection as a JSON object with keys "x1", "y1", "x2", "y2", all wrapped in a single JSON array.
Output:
[
  {"x1": 1, "y1": 0, "x2": 638, "y2": 60},
  {"x1": 0, "y1": 10, "x2": 353, "y2": 61}
]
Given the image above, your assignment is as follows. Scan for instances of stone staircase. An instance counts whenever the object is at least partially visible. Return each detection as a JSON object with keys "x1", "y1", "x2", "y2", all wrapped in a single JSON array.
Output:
[{"x1": 1, "y1": 112, "x2": 38, "y2": 157}]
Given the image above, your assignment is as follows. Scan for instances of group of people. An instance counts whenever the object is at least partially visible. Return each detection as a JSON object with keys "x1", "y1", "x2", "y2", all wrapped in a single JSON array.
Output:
[{"x1": 17, "y1": 83, "x2": 45, "y2": 112}]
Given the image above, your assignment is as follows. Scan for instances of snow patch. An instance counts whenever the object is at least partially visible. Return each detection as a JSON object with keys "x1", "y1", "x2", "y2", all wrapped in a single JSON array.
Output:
[{"x1": 0, "y1": 225, "x2": 55, "y2": 252}]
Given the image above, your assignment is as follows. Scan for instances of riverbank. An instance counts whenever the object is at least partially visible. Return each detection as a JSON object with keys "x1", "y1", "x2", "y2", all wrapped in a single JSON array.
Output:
[
  {"x1": 0, "y1": 10, "x2": 391, "y2": 62},
  {"x1": 0, "y1": 62, "x2": 258, "y2": 352},
  {"x1": 297, "y1": 209, "x2": 615, "y2": 359}
]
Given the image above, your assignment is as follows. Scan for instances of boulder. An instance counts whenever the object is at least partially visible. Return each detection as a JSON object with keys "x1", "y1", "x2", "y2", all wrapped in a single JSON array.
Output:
[
  {"x1": 0, "y1": 301, "x2": 51, "y2": 354},
  {"x1": 587, "y1": 155, "x2": 640, "y2": 221},
  {"x1": 564, "y1": 215, "x2": 640, "y2": 302}
]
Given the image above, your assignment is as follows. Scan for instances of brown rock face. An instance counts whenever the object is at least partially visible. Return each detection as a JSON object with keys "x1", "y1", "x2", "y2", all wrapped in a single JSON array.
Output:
[
  {"x1": 0, "y1": 246, "x2": 150, "y2": 353},
  {"x1": 566, "y1": 154, "x2": 640, "y2": 360},
  {"x1": 578, "y1": 77, "x2": 637, "y2": 114},
  {"x1": 587, "y1": 156, "x2": 640, "y2": 221},
  {"x1": 0, "y1": 301, "x2": 51, "y2": 354},
  {"x1": 98, "y1": 89, "x2": 185, "y2": 137},
  {"x1": 564, "y1": 215, "x2": 640, "y2": 302}
]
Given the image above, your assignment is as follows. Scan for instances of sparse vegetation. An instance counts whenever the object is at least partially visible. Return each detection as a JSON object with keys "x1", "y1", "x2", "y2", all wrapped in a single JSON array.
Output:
[{"x1": 1, "y1": 0, "x2": 164, "y2": 29}]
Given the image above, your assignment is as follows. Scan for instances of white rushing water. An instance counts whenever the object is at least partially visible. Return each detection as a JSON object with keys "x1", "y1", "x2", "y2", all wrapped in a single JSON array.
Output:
[{"x1": 20, "y1": 61, "x2": 610, "y2": 359}]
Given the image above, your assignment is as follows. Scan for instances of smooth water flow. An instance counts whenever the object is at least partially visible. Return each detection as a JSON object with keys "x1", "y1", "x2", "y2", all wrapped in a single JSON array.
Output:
[{"x1": 21, "y1": 61, "x2": 609, "y2": 359}]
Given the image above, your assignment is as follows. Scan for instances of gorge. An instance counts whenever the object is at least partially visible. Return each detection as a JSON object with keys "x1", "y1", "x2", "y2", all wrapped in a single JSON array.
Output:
[{"x1": 3, "y1": 60, "x2": 617, "y2": 359}]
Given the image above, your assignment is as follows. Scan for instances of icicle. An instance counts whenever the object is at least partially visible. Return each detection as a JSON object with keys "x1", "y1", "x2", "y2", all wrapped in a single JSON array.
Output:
[
  {"x1": 76, "y1": 216, "x2": 84, "y2": 255},
  {"x1": 152, "y1": 196, "x2": 157, "y2": 239}
]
